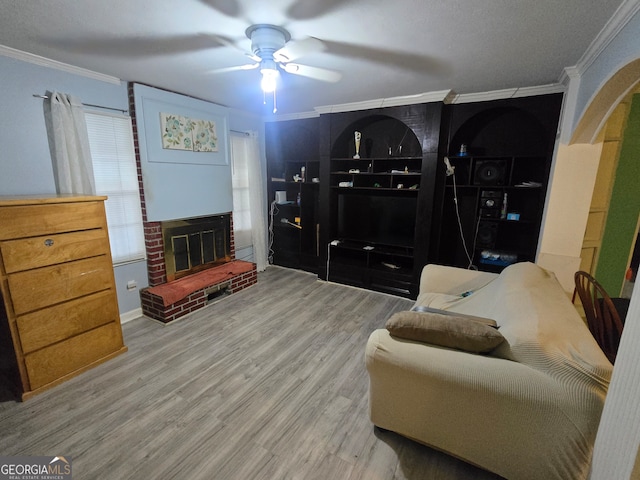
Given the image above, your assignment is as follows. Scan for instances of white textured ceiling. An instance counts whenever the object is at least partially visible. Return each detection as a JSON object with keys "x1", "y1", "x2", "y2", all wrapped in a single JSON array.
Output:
[{"x1": 0, "y1": 0, "x2": 625, "y2": 115}]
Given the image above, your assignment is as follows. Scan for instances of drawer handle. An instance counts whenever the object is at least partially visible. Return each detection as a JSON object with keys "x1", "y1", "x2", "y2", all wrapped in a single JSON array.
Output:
[{"x1": 44, "y1": 239, "x2": 54, "y2": 247}]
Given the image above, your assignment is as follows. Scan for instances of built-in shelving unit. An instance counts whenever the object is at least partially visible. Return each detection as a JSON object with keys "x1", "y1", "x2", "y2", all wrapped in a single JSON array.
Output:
[
  {"x1": 266, "y1": 118, "x2": 320, "y2": 273},
  {"x1": 435, "y1": 94, "x2": 563, "y2": 272},
  {"x1": 264, "y1": 94, "x2": 564, "y2": 297},
  {"x1": 319, "y1": 104, "x2": 444, "y2": 298}
]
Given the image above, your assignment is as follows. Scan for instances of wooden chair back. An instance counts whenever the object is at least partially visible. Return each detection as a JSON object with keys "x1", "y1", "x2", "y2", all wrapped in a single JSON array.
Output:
[{"x1": 574, "y1": 270, "x2": 624, "y2": 364}]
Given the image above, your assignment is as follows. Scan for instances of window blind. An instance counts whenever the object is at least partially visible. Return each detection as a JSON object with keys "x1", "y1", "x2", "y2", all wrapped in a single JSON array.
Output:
[{"x1": 85, "y1": 111, "x2": 146, "y2": 265}]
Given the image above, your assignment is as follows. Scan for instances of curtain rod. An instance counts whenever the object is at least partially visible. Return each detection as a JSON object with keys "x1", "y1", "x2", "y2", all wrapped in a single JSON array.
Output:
[
  {"x1": 33, "y1": 94, "x2": 128, "y2": 114},
  {"x1": 230, "y1": 129, "x2": 250, "y2": 136}
]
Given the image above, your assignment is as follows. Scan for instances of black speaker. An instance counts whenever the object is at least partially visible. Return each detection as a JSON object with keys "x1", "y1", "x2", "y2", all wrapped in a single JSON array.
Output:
[
  {"x1": 479, "y1": 190, "x2": 502, "y2": 218},
  {"x1": 476, "y1": 221, "x2": 498, "y2": 248},
  {"x1": 474, "y1": 160, "x2": 506, "y2": 186}
]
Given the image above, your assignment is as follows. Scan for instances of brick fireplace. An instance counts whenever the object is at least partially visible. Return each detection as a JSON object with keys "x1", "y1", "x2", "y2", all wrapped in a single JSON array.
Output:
[
  {"x1": 139, "y1": 212, "x2": 257, "y2": 323},
  {"x1": 143, "y1": 214, "x2": 235, "y2": 288},
  {"x1": 128, "y1": 83, "x2": 257, "y2": 323}
]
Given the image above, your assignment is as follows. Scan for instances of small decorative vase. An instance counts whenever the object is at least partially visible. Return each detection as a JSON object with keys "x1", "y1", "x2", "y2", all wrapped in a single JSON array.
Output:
[{"x1": 353, "y1": 131, "x2": 361, "y2": 159}]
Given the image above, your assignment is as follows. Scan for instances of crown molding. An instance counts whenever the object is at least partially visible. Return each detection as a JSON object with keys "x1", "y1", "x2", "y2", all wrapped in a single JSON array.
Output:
[
  {"x1": 558, "y1": 66, "x2": 581, "y2": 87},
  {"x1": 314, "y1": 90, "x2": 452, "y2": 115},
  {"x1": 264, "y1": 110, "x2": 320, "y2": 122},
  {"x1": 0, "y1": 44, "x2": 122, "y2": 85},
  {"x1": 575, "y1": 0, "x2": 640, "y2": 74},
  {"x1": 448, "y1": 84, "x2": 565, "y2": 104},
  {"x1": 270, "y1": 84, "x2": 565, "y2": 120}
]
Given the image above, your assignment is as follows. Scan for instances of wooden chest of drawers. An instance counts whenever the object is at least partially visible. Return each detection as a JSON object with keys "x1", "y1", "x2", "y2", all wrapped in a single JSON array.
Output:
[{"x1": 0, "y1": 195, "x2": 127, "y2": 400}]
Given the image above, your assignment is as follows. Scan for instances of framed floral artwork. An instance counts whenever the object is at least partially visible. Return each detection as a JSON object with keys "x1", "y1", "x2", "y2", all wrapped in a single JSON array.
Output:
[
  {"x1": 160, "y1": 113, "x2": 194, "y2": 151},
  {"x1": 193, "y1": 119, "x2": 218, "y2": 152},
  {"x1": 160, "y1": 114, "x2": 217, "y2": 153}
]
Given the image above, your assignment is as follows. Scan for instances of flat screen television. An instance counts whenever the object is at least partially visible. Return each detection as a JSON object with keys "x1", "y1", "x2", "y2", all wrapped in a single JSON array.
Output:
[{"x1": 337, "y1": 194, "x2": 417, "y2": 247}]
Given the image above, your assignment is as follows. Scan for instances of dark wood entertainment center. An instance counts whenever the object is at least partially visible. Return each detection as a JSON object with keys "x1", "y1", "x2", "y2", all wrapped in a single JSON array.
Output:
[{"x1": 266, "y1": 93, "x2": 563, "y2": 299}]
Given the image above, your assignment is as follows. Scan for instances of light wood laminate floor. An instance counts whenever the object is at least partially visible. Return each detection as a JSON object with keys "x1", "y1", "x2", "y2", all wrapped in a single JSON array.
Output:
[{"x1": 0, "y1": 267, "x2": 503, "y2": 479}]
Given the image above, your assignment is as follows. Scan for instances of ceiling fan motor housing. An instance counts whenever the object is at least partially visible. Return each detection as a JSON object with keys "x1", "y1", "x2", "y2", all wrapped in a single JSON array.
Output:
[{"x1": 246, "y1": 24, "x2": 291, "y2": 60}]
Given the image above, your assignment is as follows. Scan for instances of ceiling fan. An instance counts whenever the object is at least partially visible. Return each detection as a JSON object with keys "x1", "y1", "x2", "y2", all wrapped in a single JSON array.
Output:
[{"x1": 211, "y1": 24, "x2": 342, "y2": 112}]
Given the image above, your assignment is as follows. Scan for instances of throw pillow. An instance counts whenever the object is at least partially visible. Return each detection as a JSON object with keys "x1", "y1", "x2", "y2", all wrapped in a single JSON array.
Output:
[{"x1": 385, "y1": 310, "x2": 504, "y2": 353}]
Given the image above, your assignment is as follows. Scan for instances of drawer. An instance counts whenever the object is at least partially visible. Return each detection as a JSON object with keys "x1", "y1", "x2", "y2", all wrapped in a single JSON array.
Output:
[
  {"x1": 0, "y1": 201, "x2": 106, "y2": 240},
  {"x1": 1, "y1": 229, "x2": 110, "y2": 274},
  {"x1": 17, "y1": 290, "x2": 119, "y2": 354},
  {"x1": 8, "y1": 256, "x2": 115, "y2": 315},
  {"x1": 24, "y1": 321, "x2": 123, "y2": 390}
]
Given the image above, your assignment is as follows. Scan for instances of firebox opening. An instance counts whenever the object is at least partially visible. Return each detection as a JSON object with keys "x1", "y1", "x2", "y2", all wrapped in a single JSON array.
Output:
[{"x1": 162, "y1": 214, "x2": 232, "y2": 282}]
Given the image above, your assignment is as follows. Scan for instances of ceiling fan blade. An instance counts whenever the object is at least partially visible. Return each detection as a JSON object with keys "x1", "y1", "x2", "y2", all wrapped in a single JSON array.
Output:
[
  {"x1": 42, "y1": 33, "x2": 238, "y2": 57},
  {"x1": 207, "y1": 63, "x2": 260, "y2": 74},
  {"x1": 321, "y1": 40, "x2": 451, "y2": 75},
  {"x1": 273, "y1": 37, "x2": 325, "y2": 63},
  {"x1": 282, "y1": 63, "x2": 342, "y2": 83},
  {"x1": 197, "y1": 0, "x2": 242, "y2": 18},
  {"x1": 245, "y1": 51, "x2": 262, "y2": 63},
  {"x1": 286, "y1": 0, "x2": 351, "y2": 20}
]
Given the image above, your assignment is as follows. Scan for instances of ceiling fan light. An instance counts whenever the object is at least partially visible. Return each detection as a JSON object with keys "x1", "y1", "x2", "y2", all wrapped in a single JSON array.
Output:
[{"x1": 260, "y1": 68, "x2": 278, "y2": 93}]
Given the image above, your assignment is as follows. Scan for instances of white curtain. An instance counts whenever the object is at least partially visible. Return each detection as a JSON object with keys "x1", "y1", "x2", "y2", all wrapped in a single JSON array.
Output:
[
  {"x1": 44, "y1": 92, "x2": 96, "y2": 194},
  {"x1": 231, "y1": 131, "x2": 268, "y2": 271},
  {"x1": 246, "y1": 132, "x2": 268, "y2": 271}
]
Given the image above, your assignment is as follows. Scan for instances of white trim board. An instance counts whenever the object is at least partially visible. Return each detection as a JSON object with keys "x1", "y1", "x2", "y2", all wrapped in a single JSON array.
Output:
[
  {"x1": 0, "y1": 44, "x2": 122, "y2": 85},
  {"x1": 120, "y1": 308, "x2": 143, "y2": 324}
]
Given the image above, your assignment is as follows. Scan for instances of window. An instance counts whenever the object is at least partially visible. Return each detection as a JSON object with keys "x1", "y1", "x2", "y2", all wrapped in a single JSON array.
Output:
[
  {"x1": 230, "y1": 133, "x2": 252, "y2": 250},
  {"x1": 85, "y1": 111, "x2": 146, "y2": 265}
]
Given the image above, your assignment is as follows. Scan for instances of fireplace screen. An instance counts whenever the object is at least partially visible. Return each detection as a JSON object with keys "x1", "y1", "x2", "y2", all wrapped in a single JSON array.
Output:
[{"x1": 162, "y1": 214, "x2": 231, "y2": 281}]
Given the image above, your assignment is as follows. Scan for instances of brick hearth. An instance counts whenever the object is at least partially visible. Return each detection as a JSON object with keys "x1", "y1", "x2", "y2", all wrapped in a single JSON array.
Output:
[{"x1": 140, "y1": 262, "x2": 257, "y2": 323}]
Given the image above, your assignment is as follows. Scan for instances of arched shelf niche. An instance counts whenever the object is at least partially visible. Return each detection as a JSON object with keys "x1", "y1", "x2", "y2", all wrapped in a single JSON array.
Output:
[
  {"x1": 449, "y1": 106, "x2": 549, "y2": 157},
  {"x1": 331, "y1": 115, "x2": 422, "y2": 159}
]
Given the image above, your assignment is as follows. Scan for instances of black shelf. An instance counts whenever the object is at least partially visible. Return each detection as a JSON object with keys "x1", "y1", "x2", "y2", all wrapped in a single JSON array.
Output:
[
  {"x1": 321, "y1": 104, "x2": 444, "y2": 299},
  {"x1": 434, "y1": 94, "x2": 563, "y2": 272},
  {"x1": 266, "y1": 118, "x2": 321, "y2": 273},
  {"x1": 328, "y1": 240, "x2": 415, "y2": 297}
]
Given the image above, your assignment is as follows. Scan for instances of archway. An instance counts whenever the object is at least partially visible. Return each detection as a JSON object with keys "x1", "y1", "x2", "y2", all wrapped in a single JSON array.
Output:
[
  {"x1": 571, "y1": 61, "x2": 640, "y2": 297},
  {"x1": 571, "y1": 59, "x2": 640, "y2": 145},
  {"x1": 576, "y1": 58, "x2": 640, "y2": 480}
]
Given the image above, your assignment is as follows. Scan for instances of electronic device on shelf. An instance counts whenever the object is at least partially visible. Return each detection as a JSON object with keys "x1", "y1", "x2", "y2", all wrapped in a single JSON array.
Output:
[
  {"x1": 479, "y1": 190, "x2": 502, "y2": 218},
  {"x1": 337, "y1": 194, "x2": 416, "y2": 248}
]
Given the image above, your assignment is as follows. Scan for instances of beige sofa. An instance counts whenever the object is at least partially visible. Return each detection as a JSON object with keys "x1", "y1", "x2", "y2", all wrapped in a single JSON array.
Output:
[{"x1": 365, "y1": 262, "x2": 612, "y2": 480}]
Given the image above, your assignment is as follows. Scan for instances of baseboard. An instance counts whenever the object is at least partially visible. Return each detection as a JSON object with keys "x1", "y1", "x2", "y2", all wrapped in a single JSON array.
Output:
[{"x1": 120, "y1": 308, "x2": 143, "y2": 324}]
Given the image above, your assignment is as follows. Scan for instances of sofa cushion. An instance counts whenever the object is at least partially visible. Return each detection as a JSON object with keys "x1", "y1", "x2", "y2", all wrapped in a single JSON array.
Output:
[{"x1": 385, "y1": 310, "x2": 505, "y2": 353}]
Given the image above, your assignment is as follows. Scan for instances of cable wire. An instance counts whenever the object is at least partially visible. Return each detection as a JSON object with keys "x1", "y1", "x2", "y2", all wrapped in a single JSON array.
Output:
[
  {"x1": 451, "y1": 172, "x2": 476, "y2": 270},
  {"x1": 268, "y1": 200, "x2": 278, "y2": 264}
]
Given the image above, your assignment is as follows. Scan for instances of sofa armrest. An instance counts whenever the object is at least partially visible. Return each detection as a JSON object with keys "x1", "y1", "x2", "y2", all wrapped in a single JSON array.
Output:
[{"x1": 419, "y1": 264, "x2": 498, "y2": 296}]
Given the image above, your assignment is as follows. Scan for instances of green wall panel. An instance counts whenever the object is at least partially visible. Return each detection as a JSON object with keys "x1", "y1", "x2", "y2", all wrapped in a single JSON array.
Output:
[{"x1": 596, "y1": 93, "x2": 640, "y2": 296}]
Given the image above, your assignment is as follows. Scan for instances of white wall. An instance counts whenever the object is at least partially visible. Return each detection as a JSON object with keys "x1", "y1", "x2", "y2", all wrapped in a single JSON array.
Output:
[
  {"x1": 537, "y1": 142, "x2": 602, "y2": 291},
  {"x1": 544, "y1": 3, "x2": 640, "y2": 479},
  {"x1": 589, "y1": 280, "x2": 640, "y2": 479}
]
